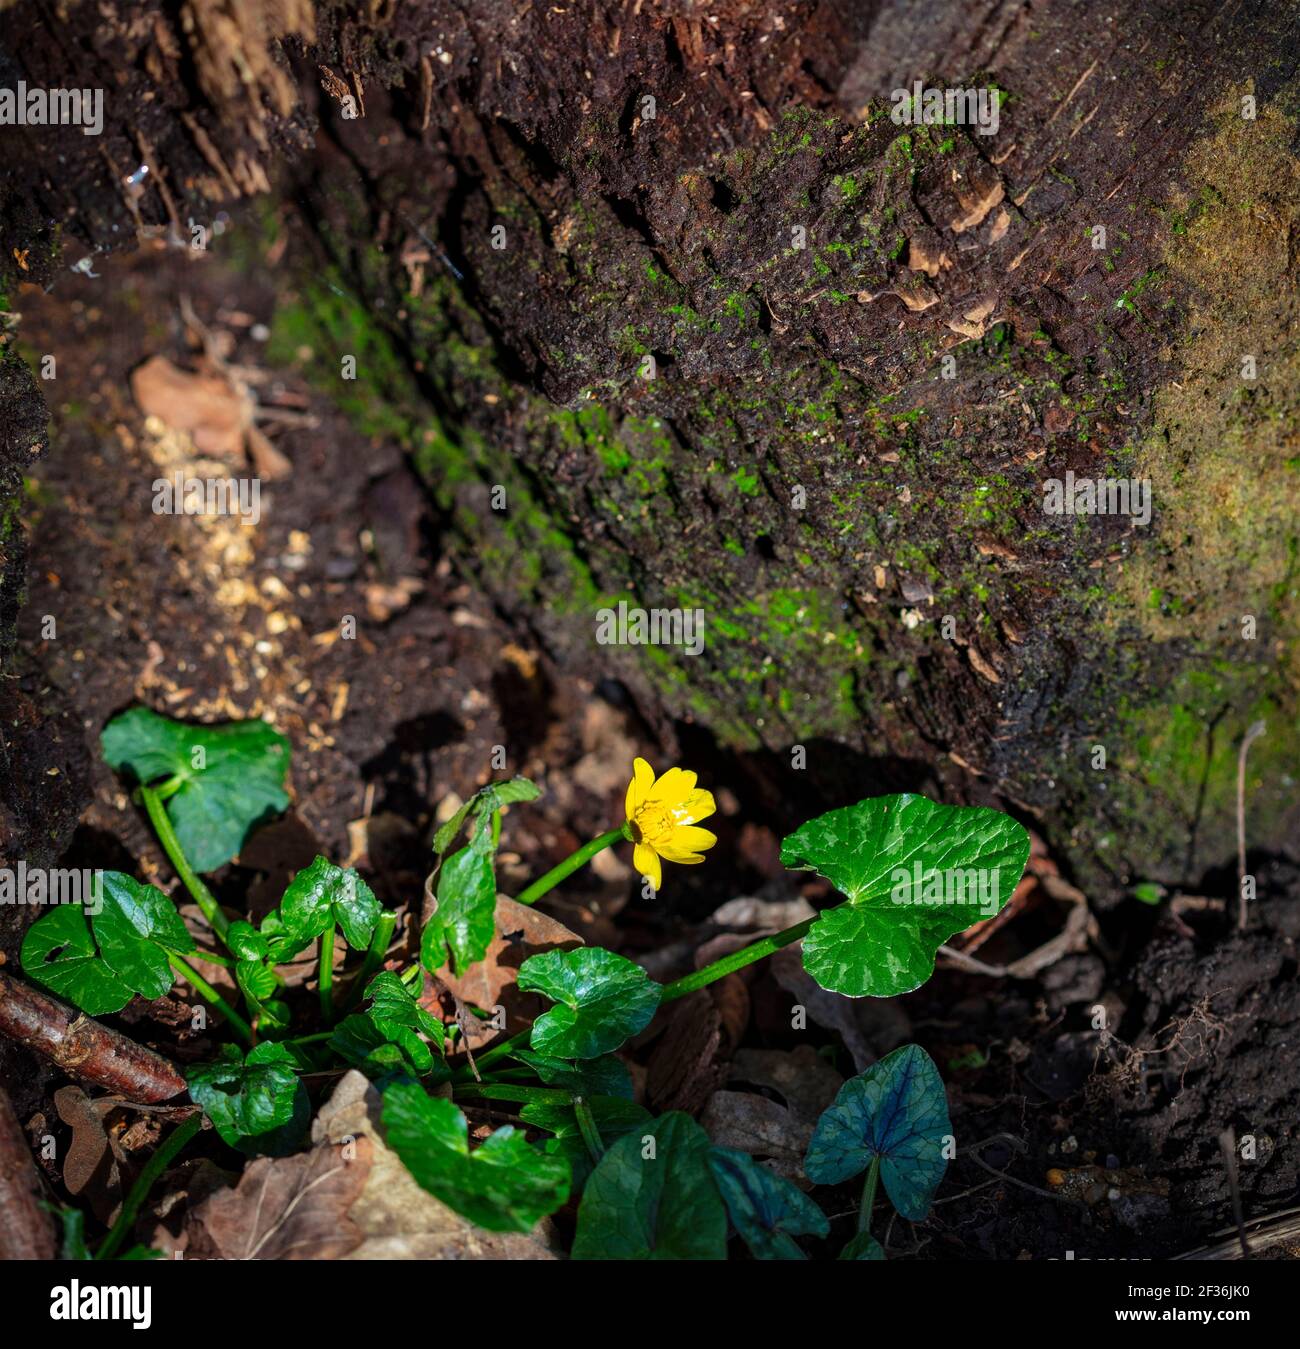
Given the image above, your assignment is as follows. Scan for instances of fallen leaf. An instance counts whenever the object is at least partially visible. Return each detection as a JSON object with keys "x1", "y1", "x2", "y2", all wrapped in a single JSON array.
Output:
[
  {"x1": 184, "y1": 1136, "x2": 371, "y2": 1260},
  {"x1": 131, "y1": 355, "x2": 249, "y2": 462}
]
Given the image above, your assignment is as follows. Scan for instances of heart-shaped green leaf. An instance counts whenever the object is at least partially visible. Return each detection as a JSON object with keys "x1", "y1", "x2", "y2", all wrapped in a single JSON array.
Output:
[
  {"x1": 382, "y1": 1080, "x2": 570, "y2": 1232},
  {"x1": 517, "y1": 948, "x2": 661, "y2": 1060},
  {"x1": 707, "y1": 1146, "x2": 830, "y2": 1260},
  {"x1": 280, "y1": 855, "x2": 382, "y2": 950},
  {"x1": 433, "y1": 777, "x2": 542, "y2": 857},
  {"x1": 226, "y1": 920, "x2": 268, "y2": 960},
  {"x1": 420, "y1": 844, "x2": 497, "y2": 975},
  {"x1": 102, "y1": 707, "x2": 290, "y2": 872},
  {"x1": 329, "y1": 1013, "x2": 443, "y2": 1079},
  {"x1": 187, "y1": 1042, "x2": 308, "y2": 1155},
  {"x1": 91, "y1": 872, "x2": 194, "y2": 999},
  {"x1": 571, "y1": 1111, "x2": 727, "y2": 1260},
  {"x1": 782, "y1": 794, "x2": 1030, "y2": 996},
  {"x1": 804, "y1": 1044, "x2": 952, "y2": 1221},
  {"x1": 20, "y1": 906, "x2": 132, "y2": 1015}
]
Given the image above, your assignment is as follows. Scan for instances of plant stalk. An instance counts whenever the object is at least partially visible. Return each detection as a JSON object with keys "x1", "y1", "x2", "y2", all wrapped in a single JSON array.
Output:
[
  {"x1": 140, "y1": 785, "x2": 230, "y2": 942},
  {"x1": 168, "y1": 953, "x2": 252, "y2": 1045},
  {"x1": 341, "y1": 911, "x2": 397, "y2": 1012},
  {"x1": 515, "y1": 827, "x2": 626, "y2": 906},
  {"x1": 573, "y1": 1095, "x2": 605, "y2": 1164},
  {"x1": 318, "y1": 926, "x2": 336, "y2": 1024},
  {"x1": 96, "y1": 1113, "x2": 201, "y2": 1260},
  {"x1": 859, "y1": 1155, "x2": 881, "y2": 1235},
  {"x1": 660, "y1": 916, "x2": 817, "y2": 1003}
]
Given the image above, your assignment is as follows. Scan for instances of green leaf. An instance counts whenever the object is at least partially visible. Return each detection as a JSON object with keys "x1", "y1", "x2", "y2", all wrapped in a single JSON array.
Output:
[
  {"x1": 781, "y1": 793, "x2": 1030, "y2": 996},
  {"x1": 226, "y1": 920, "x2": 267, "y2": 960},
  {"x1": 235, "y1": 958, "x2": 279, "y2": 1003},
  {"x1": 839, "y1": 1231, "x2": 886, "y2": 1260},
  {"x1": 433, "y1": 777, "x2": 540, "y2": 857},
  {"x1": 366, "y1": 971, "x2": 446, "y2": 1053},
  {"x1": 330, "y1": 1013, "x2": 437, "y2": 1078},
  {"x1": 257, "y1": 909, "x2": 312, "y2": 963},
  {"x1": 804, "y1": 1044, "x2": 952, "y2": 1221},
  {"x1": 707, "y1": 1146, "x2": 829, "y2": 1259},
  {"x1": 420, "y1": 844, "x2": 497, "y2": 975},
  {"x1": 382, "y1": 1080, "x2": 570, "y2": 1232},
  {"x1": 101, "y1": 707, "x2": 290, "y2": 872},
  {"x1": 572, "y1": 1111, "x2": 727, "y2": 1260},
  {"x1": 520, "y1": 1094, "x2": 650, "y2": 1140},
  {"x1": 280, "y1": 855, "x2": 381, "y2": 950},
  {"x1": 20, "y1": 906, "x2": 132, "y2": 1015},
  {"x1": 517, "y1": 948, "x2": 661, "y2": 1060},
  {"x1": 187, "y1": 1042, "x2": 308, "y2": 1155},
  {"x1": 514, "y1": 1049, "x2": 633, "y2": 1099},
  {"x1": 91, "y1": 872, "x2": 194, "y2": 999}
]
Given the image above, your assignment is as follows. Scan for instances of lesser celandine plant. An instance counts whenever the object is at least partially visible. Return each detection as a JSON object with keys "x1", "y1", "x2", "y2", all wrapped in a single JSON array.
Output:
[{"x1": 21, "y1": 706, "x2": 1029, "y2": 1260}]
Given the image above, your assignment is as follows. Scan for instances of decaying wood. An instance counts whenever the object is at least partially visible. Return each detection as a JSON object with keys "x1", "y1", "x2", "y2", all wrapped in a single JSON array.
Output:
[
  {"x1": 0, "y1": 970, "x2": 186, "y2": 1103},
  {"x1": 0, "y1": 1085, "x2": 55, "y2": 1260}
]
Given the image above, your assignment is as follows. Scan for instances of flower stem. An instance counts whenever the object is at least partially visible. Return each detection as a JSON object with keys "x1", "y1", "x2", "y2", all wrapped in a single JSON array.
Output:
[
  {"x1": 341, "y1": 911, "x2": 397, "y2": 1012},
  {"x1": 515, "y1": 827, "x2": 626, "y2": 906},
  {"x1": 318, "y1": 926, "x2": 336, "y2": 1024},
  {"x1": 659, "y1": 916, "x2": 817, "y2": 1003},
  {"x1": 139, "y1": 785, "x2": 230, "y2": 943},
  {"x1": 859, "y1": 1155, "x2": 881, "y2": 1235},
  {"x1": 168, "y1": 953, "x2": 252, "y2": 1045},
  {"x1": 573, "y1": 1096, "x2": 605, "y2": 1165},
  {"x1": 96, "y1": 1112, "x2": 202, "y2": 1260}
]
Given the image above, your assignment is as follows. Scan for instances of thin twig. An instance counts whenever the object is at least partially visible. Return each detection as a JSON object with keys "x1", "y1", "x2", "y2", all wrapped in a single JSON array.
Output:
[{"x1": 1217, "y1": 1127, "x2": 1251, "y2": 1258}]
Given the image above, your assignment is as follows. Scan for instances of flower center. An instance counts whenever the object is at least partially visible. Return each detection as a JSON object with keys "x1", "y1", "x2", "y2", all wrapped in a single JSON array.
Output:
[{"x1": 632, "y1": 803, "x2": 674, "y2": 845}]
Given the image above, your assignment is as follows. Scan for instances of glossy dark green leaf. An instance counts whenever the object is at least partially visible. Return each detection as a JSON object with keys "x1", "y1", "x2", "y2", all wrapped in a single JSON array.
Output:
[
  {"x1": 187, "y1": 1042, "x2": 308, "y2": 1155},
  {"x1": 571, "y1": 1111, "x2": 727, "y2": 1260},
  {"x1": 420, "y1": 844, "x2": 497, "y2": 975},
  {"x1": 804, "y1": 1044, "x2": 951, "y2": 1221},
  {"x1": 520, "y1": 1094, "x2": 650, "y2": 1140},
  {"x1": 330, "y1": 1013, "x2": 433, "y2": 1077},
  {"x1": 91, "y1": 872, "x2": 193, "y2": 999},
  {"x1": 382, "y1": 1079, "x2": 570, "y2": 1232},
  {"x1": 101, "y1": 707, "x2": 290, "y2": 873},
  {"x1": 782, "y1": 794, "x2": 1030, "y2": 997},
  {"x1": 235, "y1": 958, "x2": 279, "y2": 1003},
  {"x1": 514, "y1": 1049, "x2": 633, "y2": 1099},
  {"x1": 366, "y1": 971, "x2": 445, "y2": 1051},
  {"x1": 226, "y1": 920, "x2": 267, "y2": 960},
  {"x1": 517, "y1": 947, "x2": 661, "y2": 1059},
  {"x1": 708, "y1": 1146, "x2": 829, "y2": 1259},
  {"x1": 280, "y1": 855, "x2": 381, "y2": 950},
  {"x1": 257, "y1": 908, "x2": 312, "y2": 963},
  {"x1": 20, "y1": 906, "x2": 133, "y2": 1015}
]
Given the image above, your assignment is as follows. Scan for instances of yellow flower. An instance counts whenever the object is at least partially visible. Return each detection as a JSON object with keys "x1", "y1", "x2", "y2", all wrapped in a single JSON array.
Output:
[{"x1": 624, "y1": 757, "x2": 717, "y2": 891}]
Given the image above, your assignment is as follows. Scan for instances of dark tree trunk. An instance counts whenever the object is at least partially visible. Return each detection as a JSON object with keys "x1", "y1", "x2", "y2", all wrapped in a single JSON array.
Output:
[{"x1": 3, "y1": 1, "x2": 1299, "y2": 898}]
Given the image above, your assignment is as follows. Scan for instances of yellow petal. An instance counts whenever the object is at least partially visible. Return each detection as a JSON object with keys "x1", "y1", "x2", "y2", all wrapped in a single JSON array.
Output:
[
  {"x1": 633, "y1": 841, "x2": 662, "y2": 891},
  {"x1": 646, "y1": 766, "x2": 697, "y2": 811},
  {"x1": 657, "y1": 826, "x2": 718, "y2": 862},
  {"x1": 672, "y1": 788, "x2": 716, "y2": 826},
  {"x1": 625, "y1": 757, "x2": 656, "y2": 818}
]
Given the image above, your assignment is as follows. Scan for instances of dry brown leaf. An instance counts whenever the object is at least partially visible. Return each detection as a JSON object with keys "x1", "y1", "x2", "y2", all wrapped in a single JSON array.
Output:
[
  {"x1": 646, "y1": 990, "x2": 722, "y2": 1114},
  {"x1": 312, "y1": 1070, "x2": 562, "y2": 1259},
  {"x1": 131, "y1": 355, "x2": 250, "y2": 461},
  {"x1": 701, "y1": 1045, "x2": 844, "y2": 1181},
  {"x1": 434, "y1": 895, "x2": 582, "y2": 1046},
  {"x1": 184, "y1": 1135, "x2": 372, "y2": 1260}
]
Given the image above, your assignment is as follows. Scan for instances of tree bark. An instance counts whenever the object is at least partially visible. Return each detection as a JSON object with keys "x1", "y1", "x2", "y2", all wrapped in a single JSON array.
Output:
[{"x1": 2, "y1": 1, "x2": 1298, "y2": 897}]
